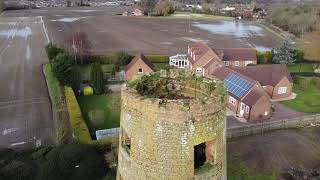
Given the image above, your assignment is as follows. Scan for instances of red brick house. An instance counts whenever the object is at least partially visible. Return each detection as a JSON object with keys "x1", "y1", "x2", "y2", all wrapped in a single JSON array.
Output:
[
  {"x1": 125, "y1": 53, "x2": 155, "y2": 81},
  {"x1": 213, "y1": 48, "x2": 257, "y2": 68},
  {"x1": 212, "y1": 67, "x2": 271, "y2": 122},
  {"x1": 184, "y1": 42, "x2": 257, "y2": 76},
  {"x1": 233, "y1": 64, "x2": 293, "y2": 99},
  {"x1": 187, "y1": 42, "x2": 223, "y2": 76}
]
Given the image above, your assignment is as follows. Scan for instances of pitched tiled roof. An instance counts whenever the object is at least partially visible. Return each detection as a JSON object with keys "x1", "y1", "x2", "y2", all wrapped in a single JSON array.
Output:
[
  {"x1": 242, "y1": 88, "x2": 265, "y2": 107},
  {"x1": 213, "y1": 48, "x2": 257, "y2": 62},
  {"x1": 125, "y1": 53, "x2": 155, "y2": 72},
  {"x1": 232, "y1": 64, "x2": 293, "y2": 86},
  {"x1": 211, "y1": 66, "x2": 256, "y2": 85},
  {"x1": 188, "y1": 42, "x2": 214, "y2": 65}
]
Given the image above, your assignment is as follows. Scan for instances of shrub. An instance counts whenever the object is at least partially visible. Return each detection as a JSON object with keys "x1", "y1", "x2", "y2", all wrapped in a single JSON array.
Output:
[
  {"x1": 46, "y1": 43, "x2": 63, "y2": 62},
  {"x1": 90, "y1": 63, "x2": 105, "y2": 95},
  {"x1": 153, "y1": 0, "x2": 175, "y2": 16},
  {"x1": 83, "y1": 86, "x2": 94, "y2": 96},
  {"x1": 51, "y1": 53, "x2": 75, "y2": 86}
]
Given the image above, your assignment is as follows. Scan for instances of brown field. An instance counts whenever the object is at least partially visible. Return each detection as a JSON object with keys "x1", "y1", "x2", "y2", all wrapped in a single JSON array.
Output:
[
  {"x1": 0, "y1": 16, "x2": 54, "y2": 149},
  {"x1": 298, "y1": 30, "x2": 320, "y2": 62},
  {"x1": 228, "y1": 127, "x2": 320, "y2": 174},
  {"x1": 3, "y1": 6, "x2": 281, "y2": 55}
]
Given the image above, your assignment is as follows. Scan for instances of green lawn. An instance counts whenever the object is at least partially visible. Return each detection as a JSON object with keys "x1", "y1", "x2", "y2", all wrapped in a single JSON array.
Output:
[
  {"x1": 287, "y1": 64, "x2": 314, "y2": 73},
  {"x1": 281, "y1": 77, "x2": 320, "y2": 113},
  {"x1": 154, "y1": 63, "x2": 170, "y2": 71},
  {"x1": 78, "y1": 64, "x2": 115, "y2": 76},
  {"x1": 77, "y1": 93, "x2": 121, "y2": 133}
]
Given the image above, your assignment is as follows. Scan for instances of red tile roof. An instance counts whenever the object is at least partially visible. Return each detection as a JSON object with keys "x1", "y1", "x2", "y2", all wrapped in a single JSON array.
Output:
[
  {"x1": 213, "y1": 48, "x2": 257, "y2": 62},
  {"x1": 125, "y1": 53, "x2": 155, "y2": 72},
  {"x1": 242, "y1": 88, "x2": 265, "y2": 107},
  {"x1": 232, "y1": 64, "x2": 293, "y2": 86}
]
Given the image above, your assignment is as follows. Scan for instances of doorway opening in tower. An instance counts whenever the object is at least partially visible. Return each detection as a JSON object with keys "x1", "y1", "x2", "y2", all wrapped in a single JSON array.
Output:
[{"x1": 194, "y1": 143, "x2": 206, "y2": 168}]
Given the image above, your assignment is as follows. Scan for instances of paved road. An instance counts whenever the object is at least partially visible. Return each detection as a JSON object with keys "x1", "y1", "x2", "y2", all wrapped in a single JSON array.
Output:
[{"x1": 0, "y1": 16, "x2": 54, "y2": 149}]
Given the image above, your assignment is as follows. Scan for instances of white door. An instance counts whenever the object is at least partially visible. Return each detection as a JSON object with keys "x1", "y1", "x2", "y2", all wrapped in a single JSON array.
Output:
[{"x1": 239, "y1": 103, "x2": 245, "y2": 117}]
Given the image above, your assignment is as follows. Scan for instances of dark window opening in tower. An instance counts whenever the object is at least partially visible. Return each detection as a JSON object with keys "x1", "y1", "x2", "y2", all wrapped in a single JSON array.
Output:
[{"x1": 194, "y1": 143, "x2": 206, "y2": 169}]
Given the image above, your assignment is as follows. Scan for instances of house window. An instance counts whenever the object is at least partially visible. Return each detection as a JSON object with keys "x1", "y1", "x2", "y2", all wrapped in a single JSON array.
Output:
[
  {"x1": 235, "y1": 61, "x2": 239, "y2": 66},
  {"x1": 245, "y1": 61, "x2": 252, "y2": 66},
  {"x1": 229, "y1": 96, "x2": 237, "y2": 105},
  {"x1": 246, "y1": 106, "x2": 250, "y2": 113},
  {"x1": 196, "y1": 68, "x2": 202, "y2": 73},
  {"x1": 278, "y1": 87, "x2": 287, "y2": 94},
  {"x1": 224, "y1": 61, "x2": 229, "y2": 66},
  {"x1": 138, "y1": 68, "x2": 143, "y2": 74},
  {"x1": 264, "y1": 111, "x2": 269, "y2": 116}
]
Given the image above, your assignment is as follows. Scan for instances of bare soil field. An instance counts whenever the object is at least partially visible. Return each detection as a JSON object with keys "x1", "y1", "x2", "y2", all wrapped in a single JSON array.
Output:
[
  {"x1": 0, "y1": 16, "x2": 54, "y2": 149},
  {"x1": 228, "y1": 127, "x2": 320, "y2": 174},
  {"x1": 3, "y1": 6, "x2": 281, "y2": 55}
]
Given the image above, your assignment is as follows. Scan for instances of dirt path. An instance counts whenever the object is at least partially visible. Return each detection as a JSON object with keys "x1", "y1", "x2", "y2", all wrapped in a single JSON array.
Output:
[{"x1": 0, "y1": 16, "x2": 54, "y2": 149}]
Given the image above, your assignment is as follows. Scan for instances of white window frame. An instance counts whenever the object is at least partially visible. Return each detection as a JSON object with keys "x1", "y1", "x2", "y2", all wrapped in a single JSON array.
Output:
[
  {"x1": 229, "y1": 96, "x2": 237, "y2": 105},
  {"x1": 138, "y1": 68, "x2": 143, "y2": 74},
  {"x1": 196, "y1": 68, "x2": 202, "y2": 73},
  {"x1": 245, "y1": 61, "x2": 252, "y2": 66},
  {"x1": 245, "y1": 106, "x2": 250, "y2": 113},
  {"x1": 224, "y1": 61, "x2": 229, "y2": 66},
  {"x1": 235, "y1": 61, "x2": 239, "y2": 66},
  {"x1": 264, "y1": 111, "x2": 269, "y2": 116},
  {"x1": 278, "y1": 87, "x2": 287, "y2": 94}
]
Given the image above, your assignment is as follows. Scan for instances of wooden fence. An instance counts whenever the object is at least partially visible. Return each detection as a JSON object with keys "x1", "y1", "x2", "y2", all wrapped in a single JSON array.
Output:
[{"x1": 227, "y1": 114, "x2": 320, "y2": 139}]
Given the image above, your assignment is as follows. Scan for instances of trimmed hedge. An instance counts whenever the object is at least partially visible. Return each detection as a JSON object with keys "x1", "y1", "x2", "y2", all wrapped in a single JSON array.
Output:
[
  {"x1": 146, "y1": 55, "x2": 169, "y2": 63},
  {"x1": 64, "y1": 86, "x2": 113, "y2": 145}
]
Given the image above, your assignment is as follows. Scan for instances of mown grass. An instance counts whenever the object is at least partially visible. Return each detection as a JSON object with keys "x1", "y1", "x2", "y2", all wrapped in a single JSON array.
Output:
[
  {"x1": 78, "y1": 64, "x2": 115, "y2": 77},
  {"x1": 228, "y1": 163, "x2": 277, "y2": 180},
  {"x1": 153, "y1": 63, "x2": 170, "y2": 71},
  {"x1": 287, "y1": 64, "x2": 314, "y2": 73},
  {"x1": 77, "y1": 93, "x2": 121, "y2": 132},
  {"x1": 281, "y1": 77, "x2": 320, "y2": 113},
  {"x1": 64, "y1": 86, "x2": 113, "y2": 145}
]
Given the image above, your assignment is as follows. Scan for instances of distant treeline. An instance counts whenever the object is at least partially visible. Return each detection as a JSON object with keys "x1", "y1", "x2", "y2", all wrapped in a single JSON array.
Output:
[
  {"x1": 267, "y1": 4, "x2": 320, "y2": 37},
  {"x1": 221, "y1": 0, "x2": 251, "y2": 4}
]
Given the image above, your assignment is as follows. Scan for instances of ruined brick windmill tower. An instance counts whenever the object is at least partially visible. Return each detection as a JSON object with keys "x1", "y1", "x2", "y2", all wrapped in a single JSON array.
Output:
[{"x1": 117, "y1": 70, "x2": 226, "y2": 180}]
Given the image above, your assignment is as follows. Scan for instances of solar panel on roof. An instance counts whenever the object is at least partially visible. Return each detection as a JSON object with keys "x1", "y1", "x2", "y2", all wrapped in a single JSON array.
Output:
[{"x1": 224, "y1": 73, "x2": 253, "y2": 98}]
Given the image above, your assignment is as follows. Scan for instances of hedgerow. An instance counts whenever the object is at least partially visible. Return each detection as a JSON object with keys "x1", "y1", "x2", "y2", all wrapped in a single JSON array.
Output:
[{"x1": 64, "y1": 86, "x2": 113, "y2": 145}]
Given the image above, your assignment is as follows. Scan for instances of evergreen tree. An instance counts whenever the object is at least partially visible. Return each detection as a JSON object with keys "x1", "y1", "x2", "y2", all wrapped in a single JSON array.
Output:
[
  {"x1": 272, "y1": 38, "x2": 295, "y2": 65},
  {"x1": 51, "y1": 53, "x2": 75, "y2": 86},
  {"x1": 90, "y1": 63, "x2": 104, "y2": 94}
]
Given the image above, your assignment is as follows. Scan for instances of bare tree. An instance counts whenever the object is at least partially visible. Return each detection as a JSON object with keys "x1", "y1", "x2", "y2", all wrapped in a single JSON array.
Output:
[{"x1": 63, "y1": 32, "x2": 92, "y2": 65}]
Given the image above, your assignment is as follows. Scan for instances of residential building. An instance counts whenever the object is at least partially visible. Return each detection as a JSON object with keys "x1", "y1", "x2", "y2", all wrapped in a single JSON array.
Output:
[
  {"x1": 232, "y1": 64, "x2": 293, "y2": 99},
  {"x1": 187, "y1": 42, "x2": 223, "y2": 76},
  {"x1": 169, "y1": 54, "x2": 188, "y2": 68},
  {"x1": 171, "y1": 42, "x2": 257, "y2": 75},
  {"x1": 212, "y1": 67, "x2": 272, "y2": 122},
  {"x1": 125, "y1": 53, "x2": 155, "y2": 80},
  {"x1": 213, "y1": 48, "x2": 257, "y2": 68}
]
